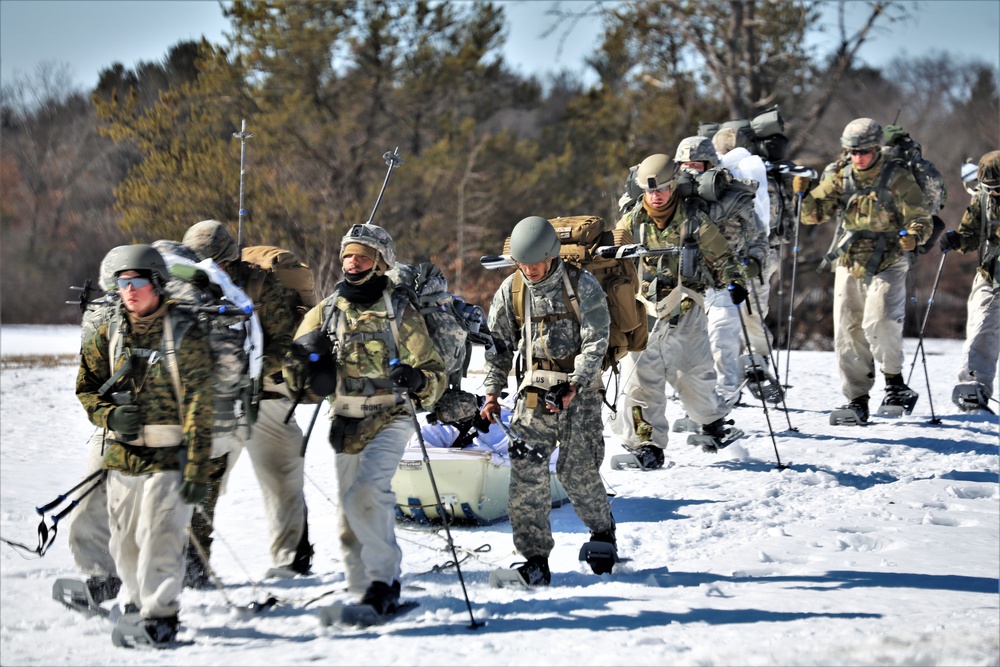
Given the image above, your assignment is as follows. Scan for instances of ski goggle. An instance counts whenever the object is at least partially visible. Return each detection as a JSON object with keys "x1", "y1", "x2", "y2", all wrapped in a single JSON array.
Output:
[
  {"x1": 116, "y1": 276, "x2": 152, "y2": 291},
  {"x1": 642, "y1": 183, "x2": 671, "y2": 194},
  {"x1": 849, "y1": 148, "x2": 875, "y2": 156}
]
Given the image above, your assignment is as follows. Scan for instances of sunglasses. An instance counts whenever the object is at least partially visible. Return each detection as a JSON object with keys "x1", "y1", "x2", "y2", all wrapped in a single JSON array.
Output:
[
  {"x1": 849, "y1": 148, "x2": 875, "y2": 156},
  {"x1": 642, "y1": 184, "x2": 671, "y2": 194},
  {"x1": 116, "y1": 276, "x2": 152, "y2": 291}
]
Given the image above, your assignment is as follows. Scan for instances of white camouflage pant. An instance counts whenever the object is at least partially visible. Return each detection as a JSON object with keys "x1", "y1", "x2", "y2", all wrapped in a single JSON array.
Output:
[
  {"x1": 335, "y1": 415, "x2": 411, "y2": 595},
  {"x1": 67, "y1": 430, "x2": 116, "y2": 578},
  {"x1": 610, "y1": 303, "x2": 729, "y2": 451},
  {"x1": 833, "y1": 259, "x2": 908, "y2": 402},
  {"x1": 958, "y1": 271, "x2": 1000, "y2": 398},
  {"x1": 704, "y1": 287, "x2": 743, "y2": 406},
  {"x1": 107, "y1": 469, "x2": 192, "y2": 619}
]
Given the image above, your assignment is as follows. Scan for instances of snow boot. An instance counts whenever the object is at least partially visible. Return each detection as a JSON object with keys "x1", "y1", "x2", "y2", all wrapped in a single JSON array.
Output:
[
  {"x1": 610, "y1": 443, "x2": 666, "y2": 470},
  {"x1": 111, "y1": 613, "x2": 179, "y2": 648},
  {"x1": 830, "y1": 395, "x2": 869, "y2": 425},
  {"x1": 86, "y1": 574, "x2": 122, "y2": 605},
  {"x1": 183, "y1": 544, "x2": 212, "y2": 590},
  {"x1": 489, "y1": 555, "x2": 550, "y2": 588},
  {"x1": 687, "y1": 418, "x2": 744, "y2": 453},
  {"x1": 876, "y1": 374, "x2": 918, "y2": 417},
  {"x1": 739, "y1": 354, "x2": 784, "y2": 404},
  {"x1": 952, "y1": 382, "x2": 995, "y2": 414},
  {"x1": 579, "y1": 522, "x2": 618, "y2": 575},
  {"x1": 359, "y1": 580, "x2": 401, "y2": 616}
]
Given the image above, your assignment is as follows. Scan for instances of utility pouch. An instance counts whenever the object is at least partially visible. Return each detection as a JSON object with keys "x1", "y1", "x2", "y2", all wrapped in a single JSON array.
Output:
[{"x1": 329, "y1": 416, "x2": 361, "y2": 454}]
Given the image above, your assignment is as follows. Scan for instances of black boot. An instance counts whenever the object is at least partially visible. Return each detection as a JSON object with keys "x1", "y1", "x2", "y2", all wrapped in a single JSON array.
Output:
[
  {"x1": 85, "y1": 573, "x2": 122, "y2": 604},
  {"x1": 360, "y1": 580, "x2": 401, "y2": 616},
  {"x1": 142, "y1": 615, "x2": 179, "y2": 645},
  {"x1": 633, "y1": 444, "x2": 665, "y2": 470},
  {"x1": 838, "y1": 395, "x2": 870, "y2": 423},
  {"x1": 183, "y1": 543, "x2": 212, "y2": 590},
  {"x1": 514, "y1": 555, "x2": 551, "y2": 587}
]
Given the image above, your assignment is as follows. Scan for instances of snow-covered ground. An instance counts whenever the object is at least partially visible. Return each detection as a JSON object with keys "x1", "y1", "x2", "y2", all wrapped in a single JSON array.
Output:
[{"x1": 1, "y1": 325, "x2": 997, "y2": 666}]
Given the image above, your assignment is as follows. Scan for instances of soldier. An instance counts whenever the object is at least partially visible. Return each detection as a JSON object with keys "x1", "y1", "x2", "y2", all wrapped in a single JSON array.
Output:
[
  {"x1": 793, "y1": 118, "x2": 932, "y2": 424},
  {"x1": 940, "y1": 150, "x2": 1000, "y2": 413},
  {"x1": 480, "y1": 216, "x2": 617, "y2": 586},
  {"x1": 181, "y1": 220, "x2": 313, "y2": 581},
  {"x1": 76, "y1": 244, "x2": 213, "y2": 646},
  {"x1": 285, "y1": 223, "x2": 445, "y2": 614},
  {"x1": 609, "y1": 153, "x2": 748, "y2": 469}
]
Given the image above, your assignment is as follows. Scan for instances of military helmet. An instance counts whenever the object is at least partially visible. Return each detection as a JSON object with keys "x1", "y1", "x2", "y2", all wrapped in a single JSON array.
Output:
[
  {"x1": 674, "y1": 136, "x2": 718, "y2": 166},
  {"x1": 840, "y1": 118, "x2": 883, "y2": 150},
  {"x1": 509, "y1": 216, "x2": 560, "y2": 265},
  {"x1": 100, "y1": 244, "x2": 169, "y2": 291},
  {"x1": 977, "y1": 150, "x2": 1000, "y2": 190},
  {"x1": 635, "y1": 153, "x2": 675, "y2": 190},
  {"x1": 182, "y1": 220, "x2": 239, "y2": 264},
  {"x1": 340, "y1": 223, "x2": 396, "y2": 267}
]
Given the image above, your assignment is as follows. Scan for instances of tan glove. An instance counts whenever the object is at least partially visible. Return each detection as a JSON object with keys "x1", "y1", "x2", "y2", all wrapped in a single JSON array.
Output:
[
  {"x1": 792, "y1": 175, "x2": 811, "y2": 195},
  {"x1": 899, "y1": 230, "x2": 917, "y2": 252}
]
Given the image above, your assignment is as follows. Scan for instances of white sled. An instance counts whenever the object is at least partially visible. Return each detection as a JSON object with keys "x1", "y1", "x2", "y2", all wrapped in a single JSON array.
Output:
[{"x1": 392, "y1": 448, "x2": 569, "y2": 525}]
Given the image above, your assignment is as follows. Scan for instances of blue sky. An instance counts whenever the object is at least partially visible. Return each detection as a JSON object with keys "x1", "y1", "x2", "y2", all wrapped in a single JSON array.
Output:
[{"x1": 1, "y1": 1, "x2": 998, "y2": 91}]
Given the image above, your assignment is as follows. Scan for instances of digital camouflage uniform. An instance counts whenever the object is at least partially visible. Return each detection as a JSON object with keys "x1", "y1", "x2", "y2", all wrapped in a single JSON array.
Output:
[
  {"x1": 483, "y1": 258, "x2": 614, "y2": 560},
  {"x1": 76, "y1": 301, "x2": 213, "y2": 619},
  {"x1": 800, "y1": 149, "x2": 931, "y2": 403},
  {"x1": 610, "y1": 199, "x2": 745, "y2": 451},
  {"x1": 952, "y1": 190, "x2": 1000, "y2": 401},
  {"x1": 288, "y1": 288, "x2": 445, "y2": 594}
]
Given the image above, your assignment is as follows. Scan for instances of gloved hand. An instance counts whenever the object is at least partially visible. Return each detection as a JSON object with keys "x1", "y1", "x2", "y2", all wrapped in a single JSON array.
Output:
[
  {"x1": 107, "y1": 405, "x2": 141, "y2": 435},
  {"x1": 674, "y1": 170, "x2": 698, "y2": 199},
  {"x1": 940, "y1": 229, "x2": 961, "y2": 252},
  {"x1": 899, "y1": 230, "x2": 917, "y2": 252},
  {"x1": 389, "y1": 362, "x2": 425, "y2": 393},
  {"x1": 883, "y1": 124, "x2": 909, "y2": 146},
  {"x1": 728, "y1": 282, "x2": 749, "y2": 306},
  {"x1": 287, "y1": 330, "x2": 337, "y2": 397},
  {"x1": 792, "y1": 175, "x2": 811, "y2": 195},
  {"x1": 544, "y1": 381, "x2": 575, "y2": 412},
  {"x1": 179, "y1": 480, "x2": 209, "y2": 505},
  {"x1": 743, "y1": 257, "x2": 761, "y2": 279}
]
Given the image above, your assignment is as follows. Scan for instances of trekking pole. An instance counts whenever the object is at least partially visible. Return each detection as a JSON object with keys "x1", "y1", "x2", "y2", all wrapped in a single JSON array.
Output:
[
  {"x1": 746, "y1": 276, "x2": 797, "y2": 432},
  {"x1": 367, "y1": 147, "x2": 404, "y2": 225},
  {"x1": 390, "y1": 361, "x2": 481, "y2": 630},
  {"x1": 233, "y1": 119, "x2": 253, "y2": 287},
  {"x1": 783, "y1": 193, "x2": 803, "y2": 388},
  {"x1": 905, "y1": 249, "x2": 948, "y2": 425},
  {"x1": 773, "y1": 243, "x2": 786, "y2": 370},
  {"x1": 732, "y1": 288, "x2": 786, "y2": 470}
]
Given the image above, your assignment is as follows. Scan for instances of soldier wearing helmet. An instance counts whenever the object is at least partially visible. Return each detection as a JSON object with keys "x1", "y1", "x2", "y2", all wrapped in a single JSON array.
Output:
[
  {"x1": 75, "y1": 244, "x2": 214, "y2": 645},
  {"x1": 285, "y1": 222, "x2": 445, "y2": 615},
  {"x1": 480, "y1": 216, "x2": 616, "y2": 586},
  {"x1": 793, "y1": 117, "x2": 932, "y2": 423},
  {"x1": 610, "y1": 149, "x2": 748, "y2": 469},
  {"x1": 181, "y1": 219, "x2": 313, "y2": 586},
  {"x1": 940, "y1": 150, "x2": 1000, "y2": 413}
]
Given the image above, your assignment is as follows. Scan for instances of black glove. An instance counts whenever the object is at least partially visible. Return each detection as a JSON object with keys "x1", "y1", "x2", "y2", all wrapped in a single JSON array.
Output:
[
  {"x1": 389, "y1": 362, "x2": 425, "y2": 393},
  {"x1": 728, "y1": 282, "x2": 749, "y2": 306},
  {"x1": 544, "y1": 382, "x2": 574, "y2": 412},
  {"x1": 107, "y1": 405, "x2": 141, "y2": 435},
  {"x1": 179, "y1": 480, "x2": 209, "y2": 505},
  {"x1": 674, "y1": 170, "x2": 698, "y2": 199},
  {"x1": 288, "y1": 330, "x2": 337, "y2": 397},
  {"x1": 940, "y1": 230, "x2": 961, "y2": 252}
]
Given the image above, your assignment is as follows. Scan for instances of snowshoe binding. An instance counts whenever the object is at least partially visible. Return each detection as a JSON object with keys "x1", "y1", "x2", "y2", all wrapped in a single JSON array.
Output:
[
  {"x1": 52, "y1": 577, "x2": 117, "y2": 619},
  {"x1": 876, "y1": 376, "x2": 918, "y2": 417},
  {"x1": 739, "y1": 354, "x2": 784, "y2": 404},
  {"x1": 319, "y1": 580, "x2": 417, "y2": 627},
  {"x1": 610, "y1": 444, "x2": 666, "y2": 471},
  {"x1": 671, "y1": 416, "x2": 700, "y2": 433},
  {"x1": 111, "y1": 613, "x2": 180, "y2": 649},
  {"x1": 830, "y1": 396, "x2": 869, "y2": 426},
  {"x1": 952, "y1": 382, "x2": 995, "y2": 414},
  {"x1": 489, "y1": 555, "x2": 550, "y2": 589},
  {"x1": 687, "y1": 418, "x2": 744, "y2": 453},
  {"x1": 578, "y1": 526, "x2": 618, "y2": 575}
]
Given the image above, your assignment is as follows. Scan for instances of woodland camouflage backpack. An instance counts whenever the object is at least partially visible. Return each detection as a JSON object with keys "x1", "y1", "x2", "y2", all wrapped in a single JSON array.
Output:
[{"x1": 241, "y1": 245, "x2": 318, "y2": 326}]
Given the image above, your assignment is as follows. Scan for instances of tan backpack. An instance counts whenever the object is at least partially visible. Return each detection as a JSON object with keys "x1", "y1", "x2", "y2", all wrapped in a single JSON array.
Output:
[{"x1": 241, "y1": 245, "x2": 318, "y2": 322}]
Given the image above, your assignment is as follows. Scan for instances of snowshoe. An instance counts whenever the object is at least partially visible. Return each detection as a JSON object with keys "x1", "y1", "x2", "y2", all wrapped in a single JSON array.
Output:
[
  {"x1": 687, "y1": 418, "x2": 744, "y2": 453},
  {"x1": 579, "y1": 527, "x2": 618, "y2": 575},
  {"x1": 952, "y1": 382, "x2": 995, "y2": 414},
  {"x1": 111, "y1": 613, "x2": 180, "y2": 649},
  {"x1": 52, "y1": 578, "x2": 112, "y2": 619},
  {"x1": 318, "y1": 600, "x2": 420, "y2": 627},
  {"x1": 739, "y1": 354, "x2": 784, "y2": 404},
  {"x1": 489, "y1": 556, "x2": 550, "y2": 589},
  {"x1": 830, "y1": 396, "x2": 869, "y2": 425},
  {"x1": 876, "y1": 380, "x2": 918, "y2": 417},
  {"x1": 671, "y1": 416, "x2": 700, "y2": 433},
  {"x1": 610, "y1": 444, "x2": 665, "y2": 471}
]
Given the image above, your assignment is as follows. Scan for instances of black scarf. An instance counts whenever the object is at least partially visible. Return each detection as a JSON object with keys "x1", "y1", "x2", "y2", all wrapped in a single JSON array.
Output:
[{"x1": 339, "y1": 274, "x2": 389, "y2": 304}]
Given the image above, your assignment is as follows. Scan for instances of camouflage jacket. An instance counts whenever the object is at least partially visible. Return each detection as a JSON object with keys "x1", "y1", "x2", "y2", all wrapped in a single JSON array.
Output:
[
  {"x1": 801, "y1": 151, "x2": 932, "y2": 278},
  {"x1": 617, "y1": 200, "x2": 746, "y2": 306},
  {"x1": 76, "y1": 302, "x2": 214, "y2": 483},
  {"x1": 483, "y1": 258, "x2": 610, "y2": 395},
  {"x1": 288, "y1": 287, "x2": 446, "y2": 455},
  {"x1": 955, "y1": 191, "x2": 1000, "y2": 282},
  {"x1": 237, "y1": 262, "x2": 297, "y2": 382}
]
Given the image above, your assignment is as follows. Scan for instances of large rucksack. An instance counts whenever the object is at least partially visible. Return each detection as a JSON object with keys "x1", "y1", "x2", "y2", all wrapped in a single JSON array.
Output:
[
  {"x1": 504, "y1": 215, "x2": 649, "y2": 376},
  {"x1": 241, "y1": 245, "x2": 318, "y2": 326}
]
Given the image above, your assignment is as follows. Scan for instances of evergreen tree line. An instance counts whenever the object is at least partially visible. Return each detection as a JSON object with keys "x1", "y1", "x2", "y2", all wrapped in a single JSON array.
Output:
[{"x1": 1, "y1": 0, "x2": 997, "y2": 350}]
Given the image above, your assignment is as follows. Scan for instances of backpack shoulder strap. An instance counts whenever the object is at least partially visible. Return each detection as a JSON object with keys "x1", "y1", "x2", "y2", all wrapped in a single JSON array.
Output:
[{"x1": 511, "y1": 270, "x2": 525, "y2": 328}]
